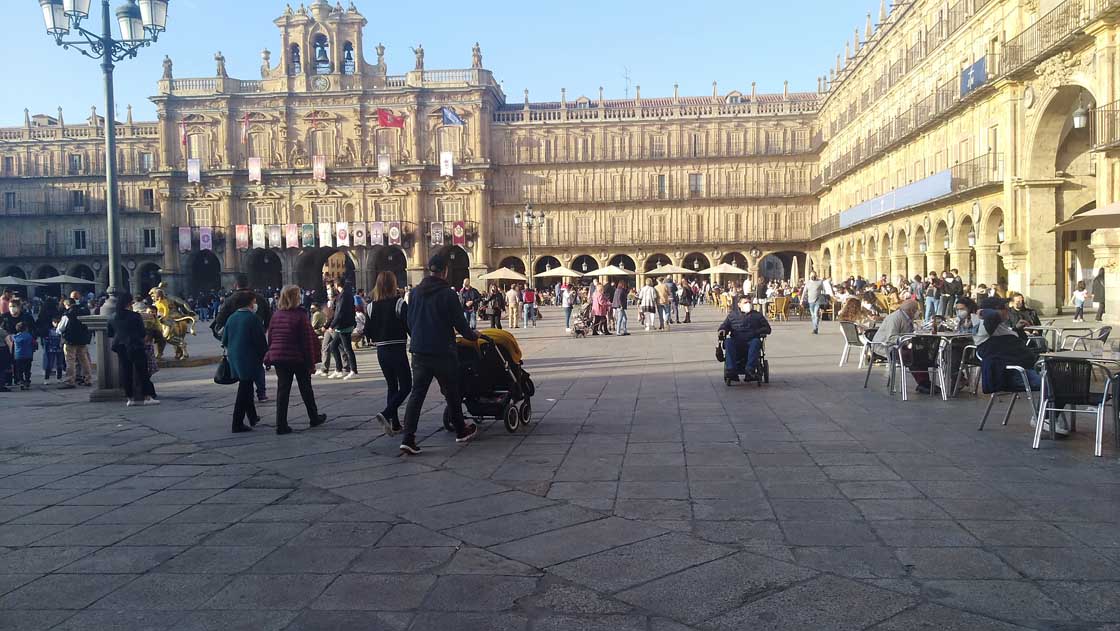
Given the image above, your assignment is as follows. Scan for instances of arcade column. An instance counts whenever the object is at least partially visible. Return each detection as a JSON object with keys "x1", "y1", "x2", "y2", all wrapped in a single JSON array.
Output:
[{"x1": 1090, "y1": 227, "x2": 1120, "y2": 326}]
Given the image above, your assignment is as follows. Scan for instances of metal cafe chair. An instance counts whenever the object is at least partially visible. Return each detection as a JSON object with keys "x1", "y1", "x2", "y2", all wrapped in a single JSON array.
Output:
[
  {"x1": 1032, "y1": 356, "x2": 1116, "y2": 457},
  {"x1": 1061, "y1": 326, "x2": 1113, "y2": 352},
  {"x1": 838, "y1": 320, "x2": 871, "y2": 368},
  {"x1": 893, "y1": 334, "x2": 946, "y2": 401},
  {"x1": 863, "y1": 338, "x2": 898, "y2": 394},
  {"x1": 976, "y1": 349, "x2": 1038, "y2": 431},
  {"x1": 951, "y1": 345, "x2": 982, "y2": 397}
]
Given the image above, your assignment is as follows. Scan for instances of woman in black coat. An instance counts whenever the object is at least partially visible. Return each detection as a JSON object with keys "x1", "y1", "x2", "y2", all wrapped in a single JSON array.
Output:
[{"x1": 107, "y1": 293, "x2": 158, "y2": 406}]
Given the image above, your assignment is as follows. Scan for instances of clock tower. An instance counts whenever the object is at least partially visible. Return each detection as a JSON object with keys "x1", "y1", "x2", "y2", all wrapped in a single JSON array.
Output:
[{"x1": 265, "y1": 0, "x2": 381, "y2": 93}]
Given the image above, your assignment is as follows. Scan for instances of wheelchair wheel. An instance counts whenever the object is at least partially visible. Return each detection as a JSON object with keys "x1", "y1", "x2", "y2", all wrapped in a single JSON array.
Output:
[
  {"x1": 763, "y1": 362, "x2": 770, "y2": 384},
  {"x1": 519, "y1": 399, "x2": 532, "y2": 426},
  {"x1": 442, "y1": 407, "x2": 454, "y2": 432},
  {"x1": 503, "y1": 403, "x2": 520, "y2": 433},
  {"x1": 724, "y1": 378, "x2": 733, "y2": 387}
]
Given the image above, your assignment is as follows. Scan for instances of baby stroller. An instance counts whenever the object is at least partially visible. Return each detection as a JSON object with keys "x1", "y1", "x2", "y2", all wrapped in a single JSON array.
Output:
[
  {"x1": 716, "y1": 332, "x2": 770, "y2": 387},
  {"x1": 445, "y1": 329, "x2": 537, "y2": 433},
  {"x1": 571, "y1": 303, "x2": 592, "y2": 338}
]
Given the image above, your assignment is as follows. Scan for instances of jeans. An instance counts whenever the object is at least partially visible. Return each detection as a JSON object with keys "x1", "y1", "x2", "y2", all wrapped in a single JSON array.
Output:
[
  {"x1": 563, "y1": 306, "x2": 573, "y2": 329},
  {"x1": 615, "y1": 308, "x2": 628, "y2": 335},
  {"x1": 254, "y1": 363, "x2": 267, "y2": 398},
  {"x1": 232, "y1": 378, "x2": 258, "y2": 429},
  {"x1": 489, "y1": 313, "x2": 502, "y2": 329},
  {"x1": 329, "y1": 332, "x2": 357, "y2": 375},
  {"x1": 464, "y1": 311, "x2": 477, "y2": 329},
  {"x1": 723, "y1": 336, "x2": 762, "y2": 375},
  {"x1": 658, "y1": 304, "x2": 671, "y2": 328},
  {"x1": 671, "y1": 302, "x2": 680, "y2": 323},
  {"x1": 522, "y1": 304, "x2": 535, "y2": 326},
  {"x1": 273, "y1": 362, "x2": 318, "y2": 429},
  {"x1": 376, "y1": 345, "x2": 411, "y2": 423},
  {"x1": 43, "y1": 351, "x2": 65, "y2": 379},
  {"x1": 809, "y1": 302, "x2": 821, "y2": 332},
  {"x1": 923, "y1": 297, "x2": 938, "y2": 320},
  {"x1": 401, "y1": 352, "x2": 467, "y2": 440},
  {"x1": 116, "y1": 348, "x2": 155, "y2": 400},
  {"x1": 64, "y1": 344, "x2": 92, "y2": 385}
]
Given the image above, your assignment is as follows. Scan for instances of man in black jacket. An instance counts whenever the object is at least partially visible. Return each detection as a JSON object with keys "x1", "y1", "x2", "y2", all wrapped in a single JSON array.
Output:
[
  {"x1": 398, "y1": 254, "x2": 479, "y2": 454},
  {"x1": 326, "y1": 280, "x2": 357, "y2": 379},
  {"x1": 211, "y1": 274, "x2": 272, "y2": 400},
  {"x1": 718, "y1": 294, "x2": 772, "y2": 381}
]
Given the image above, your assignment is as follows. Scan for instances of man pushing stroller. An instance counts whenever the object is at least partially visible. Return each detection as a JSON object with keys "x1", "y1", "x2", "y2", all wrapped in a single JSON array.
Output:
[{"x1": 718, "y1": 294, "x2": 771, "y2": 382}]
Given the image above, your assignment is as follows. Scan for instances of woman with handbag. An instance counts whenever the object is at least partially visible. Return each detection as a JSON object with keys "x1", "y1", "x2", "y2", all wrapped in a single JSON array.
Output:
[
  {"x1": 264, "y1": 285, "x2": 326, "y2": 435},
  {"x1": 221, "y1": 291, "x2": 268, "y2": 432}
]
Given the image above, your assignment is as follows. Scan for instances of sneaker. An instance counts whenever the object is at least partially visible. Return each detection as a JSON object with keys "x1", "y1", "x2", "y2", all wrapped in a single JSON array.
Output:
[
  {"x1": 375, "y1": 412, "x2": 396, "y2": 436},
  {"x1": 314, "y1": 369, "x2": 328, "y2": 377},
  {"x1": 455, "y1": 423, "x2": 479, "y2": 443},
  {"x1": 399, "y1": 438, "x2": 422, "y2": 455},
  {"x1": 915, "y1": 384, "x2": 932, "y2": 395},
  {"x1": 343, "y1": 371, "x2": 357, "y2": 380},
  {"x1": 391, "y1": 418, "x2": 403, "y2": 433},
  {"x1": 126, "y1": 399, "x2": 137, "y2": 407},
  {"x1": 257, "y1": 395, "x2": 270, "y2": 402},
  {"x1": 310, "y1": 414, "x2": 327, "y2": 427},
  {"x1": 43, "y1": 378, "x2": 50, "y2": 385},
  {"x1": 329, "y1": 371, "x2": 345, "y2": 379},
  {"x1": 144, "y1": 398, "x2": 161, "y2": 406}
]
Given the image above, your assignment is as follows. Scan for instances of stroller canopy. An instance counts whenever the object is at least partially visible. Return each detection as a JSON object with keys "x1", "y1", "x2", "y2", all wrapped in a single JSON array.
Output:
[{"x1": 456, "y1": 328, "x2": 524, "y2": 364}]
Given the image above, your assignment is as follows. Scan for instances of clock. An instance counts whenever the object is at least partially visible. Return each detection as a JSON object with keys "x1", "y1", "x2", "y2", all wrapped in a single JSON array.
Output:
[{"x1": 312, "y1": 76, "x2": 330, "y2": 92}]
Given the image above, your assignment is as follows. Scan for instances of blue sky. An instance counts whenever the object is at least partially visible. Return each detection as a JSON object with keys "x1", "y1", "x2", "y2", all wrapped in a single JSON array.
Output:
[{"x1": 7, "y1": 0, "x2": 871, "y2": 124}]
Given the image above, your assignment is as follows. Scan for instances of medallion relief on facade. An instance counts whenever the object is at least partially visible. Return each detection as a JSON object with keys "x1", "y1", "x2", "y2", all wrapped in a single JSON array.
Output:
[{"x1": 1033, "y1": 50, "x2": 1083, "y2": 94}]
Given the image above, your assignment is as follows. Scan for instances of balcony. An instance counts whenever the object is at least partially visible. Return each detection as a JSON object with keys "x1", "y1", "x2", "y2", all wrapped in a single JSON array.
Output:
[
  {"x1": 1090, "y1": 99, "x2": 1120, "y2": 150},
  {"x1": 494, "y1": 142, "x2": 818, "y2": 167},
  {"x1": 490, "y1": 224, "x2": 810, "y2": 249},
  {"x1": 1000, "y1": 0, "x2": 1120, "y2": 78},
  {"x1": 492, "y1": 182, "x2": 814, "y2": 206}
]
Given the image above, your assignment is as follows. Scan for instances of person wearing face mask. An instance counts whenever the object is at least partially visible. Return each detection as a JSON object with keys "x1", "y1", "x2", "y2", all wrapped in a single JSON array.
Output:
[
  {"x1": 212, "y1": 275, "x2": 272, "y2": 402},
  {"x1": 718, "y1": 294, "x2": 772, "y2": 382},
  {"x1": 221, "y1": 292, "x2": 268, "y2": 432},
  {"x1": 953, "y1": 297, "x2": 981, "y2": 334}
]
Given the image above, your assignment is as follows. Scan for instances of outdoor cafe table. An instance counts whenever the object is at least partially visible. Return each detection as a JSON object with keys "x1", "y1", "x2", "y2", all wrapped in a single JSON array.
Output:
[
  {"x1": 901, "y1": 332, "x2": 974, "y2": 400},
  {"x1": 1024, "y1": 325, "x2": 1096, "y2": 350}
]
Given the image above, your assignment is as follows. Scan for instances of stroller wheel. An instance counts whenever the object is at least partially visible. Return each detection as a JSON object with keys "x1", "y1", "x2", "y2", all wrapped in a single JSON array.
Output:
[
  {"x1": 519, "y1": 400, "x2": 532, "y2": 426},
  {"x1": 442, "y1": 407, "x2": 454, "y2": 432},
  {"x1": 503, "y1": 403, "x2": 520, "y2": 433},
  {"x1": 763, "y1": 362, "x2": 770, "y2": 384}
]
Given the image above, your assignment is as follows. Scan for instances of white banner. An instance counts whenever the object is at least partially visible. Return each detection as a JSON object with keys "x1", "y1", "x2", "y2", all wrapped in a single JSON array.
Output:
[
  {"x1": 351, "y1": 222, "x2": 367, "y2": 247},
  {"x1": 377, "y1": 154, "x2": 391, "y2": 178},
  {"x1": 336, "y1": 222, "x2": 350, "y2": 247},
  {"x1": 187, "y1": 158, "x2": 201, "y2": 183},
  {"x1": 251, "y1": 224, "x2": 266, "y2": 250},
  {"x1": 439, "y1": 151, "x2": 454, "y2": 177},
  {"x1": 318, "y1": 222, "x2": 333, "y2": 247},
  {"x1": 248, "y1": 157, "x2": 262, "y2": 183}
]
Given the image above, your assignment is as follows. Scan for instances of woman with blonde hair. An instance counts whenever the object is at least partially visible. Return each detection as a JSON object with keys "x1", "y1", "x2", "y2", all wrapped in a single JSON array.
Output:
[
  {"x1": 365, "y1": 271, "x2": 410, "y2": 435},
  {"x1": 263, "y1": 285, "x2": 325, "y2": 434}
]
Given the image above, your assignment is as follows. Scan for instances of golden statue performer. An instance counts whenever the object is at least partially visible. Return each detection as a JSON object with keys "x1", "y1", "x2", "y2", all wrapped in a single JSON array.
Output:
[{"x1": 149, "y1": 283, "x2": 198, "y2": 360}]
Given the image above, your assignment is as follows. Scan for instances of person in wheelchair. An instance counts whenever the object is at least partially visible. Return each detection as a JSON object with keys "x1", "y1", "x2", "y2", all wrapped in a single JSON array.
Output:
[{"x1": 718, "y1": 294, "x2": 772, "y2": 381}]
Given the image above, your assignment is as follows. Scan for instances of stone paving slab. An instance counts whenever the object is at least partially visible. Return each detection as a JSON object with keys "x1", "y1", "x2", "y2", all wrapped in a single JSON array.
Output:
[{"x1": 0, "y1": 306, "x2": 1117, "y2": 629}]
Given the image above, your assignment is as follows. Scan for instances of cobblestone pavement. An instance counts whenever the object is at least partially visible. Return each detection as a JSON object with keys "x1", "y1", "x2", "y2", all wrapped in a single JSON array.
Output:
[{"x1": 0, "y1": 306, "x2": 1117, "y2": 630}]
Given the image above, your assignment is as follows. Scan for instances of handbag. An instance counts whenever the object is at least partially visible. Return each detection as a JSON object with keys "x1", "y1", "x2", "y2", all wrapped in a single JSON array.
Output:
[{"x1": 214, "y1": 351, "x2": 237, "y2": 385}]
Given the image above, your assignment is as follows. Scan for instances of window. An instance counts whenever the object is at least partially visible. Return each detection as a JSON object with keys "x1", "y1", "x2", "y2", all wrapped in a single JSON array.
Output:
[
  {"x1": 648, "y1": 215, "x2": 667, "y2": 242},
  {"x1": 650, "y1": 136, "x2": 666, "y2": 158},
  {"x1": 68, "y1": 154, "x2": 83, "y2": 175},
  {"x1": 610, "y1": 216, "x2": 629, "y2": 244},
  {"x1": 138, "y1": 152, "x2": 153, "y2": 173},
  {"x1": 1, "y1": 157, "x2": 12, "y2": 175},
  {"x1": 142, "y1": 228, "x2": 158, "y2": 249},
  {"x1": 438, "y1": 127, "x2": 461, "y2": 157},
  {"x1": 188, "y1": 203, "x2": 213, "y2": 226},
  {"x1": 575, "y1": 216, "x2": 592, "y2": 240},
  {"x1": 251, "y1": 202, "x2": 277, "y2": 225},
  {"x1": 141, "y1": 188, "x2": 154, "y2": 211},
  {"x1": 436, "y1": 198, "x2": 464, "y2": 223},
  {"x1": 70, "y1": 190, "x2": 85, "y2": 210},
  {"x1": 688, "y1": 173, "x2": 703, "y2": 197},
  {"x1": 3, "y1": 192, "x2": 14, "y2": 211},
  {"x1": 73, "y1": 229, "x2": 87, "y2": 251},
  {"x1": 376, "y1": 128, "x2": 399, "y2": 160},
  {"x1": 689, "y1": 134, "x2": 701, "y2": 157},
  {"x1": 657, "y1": 174, "x2": 668, "y2": 199},
  {"x1": 728, "y1": 213, "x2": 741, "y2": 240}
]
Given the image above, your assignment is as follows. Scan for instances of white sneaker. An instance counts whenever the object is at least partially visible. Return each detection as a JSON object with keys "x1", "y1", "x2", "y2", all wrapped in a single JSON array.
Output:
[
  {"x1": 144, "y1": 398, "x2": 161, "y2": 406},
  {"x1": 314, "y1": 369, "x2": 327, "y2": 377},
  {"x1": 126, "y1": 400, "x2": 137, "y2": 407},
  {"x1": 343, "y1": 371, "x2": 357, "y2": 380},
  {"x1": 329, "y1": 371, "x2": 345, "y2": 379}
]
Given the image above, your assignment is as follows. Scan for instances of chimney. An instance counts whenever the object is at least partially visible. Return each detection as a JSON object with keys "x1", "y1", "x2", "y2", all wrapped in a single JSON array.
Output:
[{"x1": 673, "y1": 83, "x2": 679, "y2": 99}]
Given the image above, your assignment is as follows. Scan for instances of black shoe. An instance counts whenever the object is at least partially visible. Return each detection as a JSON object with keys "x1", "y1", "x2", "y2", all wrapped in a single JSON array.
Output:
[
  {"x1": 276, "y1": 425, "x2": 293, "y2": 435},
  {"x1": 915, "y1": 384, "x2": 931, "y2": 395},
  {"x1": 391, "y1": 419, "x2": 403, "y2": 433},
  {"x1": 232, "y1": 423, "x2": 252, "y2": 433},
  {"x1": 249, "y1": 416, "x2": 260, "y2": 427},
  {"x1": 399, "y1": 438, "x2": 421, "y2": 455},
  {"x1": 456, "y1": 423, "x2": 479, "y2": 443},
  {"x1": 310, "y1": 414, "x2": 327, "y2": 428}
]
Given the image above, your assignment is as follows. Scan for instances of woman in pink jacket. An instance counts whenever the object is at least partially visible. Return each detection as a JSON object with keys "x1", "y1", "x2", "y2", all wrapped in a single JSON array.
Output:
[{"x1": 591, "y1": 283, "x2": 611, "y2": 336}]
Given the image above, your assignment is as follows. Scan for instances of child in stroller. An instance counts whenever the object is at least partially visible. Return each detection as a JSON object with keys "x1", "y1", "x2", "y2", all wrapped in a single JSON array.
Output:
[
  {"x1": 570, "y1": 303, "x2": 592, "y2": 338},
  {"x1": 448, "y1": 329, "x2": 536, "y2": 433}
]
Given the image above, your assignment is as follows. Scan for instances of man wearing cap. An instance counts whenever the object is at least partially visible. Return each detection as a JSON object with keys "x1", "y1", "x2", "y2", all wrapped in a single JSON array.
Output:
[{"x1": 398, "y1": 253, "x2": 480, "y2": 454}]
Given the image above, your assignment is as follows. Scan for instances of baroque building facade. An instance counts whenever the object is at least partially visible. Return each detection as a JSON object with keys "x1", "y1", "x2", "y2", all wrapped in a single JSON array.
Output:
[{"x1": 3, "y1": 0, "x2": 1119, "y2": 321}]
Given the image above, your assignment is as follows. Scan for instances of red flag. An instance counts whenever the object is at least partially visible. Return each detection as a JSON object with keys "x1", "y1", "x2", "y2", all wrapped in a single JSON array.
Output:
[{"x1": 377, "y1": 108, "x2": 405, "y2": 128}]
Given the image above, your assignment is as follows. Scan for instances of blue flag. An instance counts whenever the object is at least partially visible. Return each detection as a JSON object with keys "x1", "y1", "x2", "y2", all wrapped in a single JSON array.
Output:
[{"x1": 441, "y1": 107, "x2": 465, "y2": 126}]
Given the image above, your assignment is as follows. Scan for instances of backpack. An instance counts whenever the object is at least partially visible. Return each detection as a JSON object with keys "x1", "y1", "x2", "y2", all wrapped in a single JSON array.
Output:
[{"x1": 62, "y1": 315, "x2": 92, "y2": 346}]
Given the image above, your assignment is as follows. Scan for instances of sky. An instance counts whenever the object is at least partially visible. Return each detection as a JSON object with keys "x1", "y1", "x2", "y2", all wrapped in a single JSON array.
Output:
[{"x1": 5, "y1": 0, "x2": 872, "y2": 125}]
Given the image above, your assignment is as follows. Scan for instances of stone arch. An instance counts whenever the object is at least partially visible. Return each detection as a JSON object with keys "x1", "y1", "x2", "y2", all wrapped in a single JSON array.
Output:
[
  {"x1": 34, "y1": 265, "x2": 61, "y2": 299},
  {"x1": 820, "y1": 248, "x2": 832, "y2": 279},
  {"x1": 68, "y1": 264, "x2": 96, "y2": 295},
  {"x1": 1025, "y1": 84, "x2": 1097, "y2": 181},
  {"x1": 644, "y1": 253, "x2": 672, "y2": 272},
  {"x1": 608, "y1": 254, "x2": 637, "y2": 272},
  {"x1": 681, "y1": 252, "x2": 711, "y2": 276},
  {"x1": 138, "y1": 263, "x2": 162, "y2": 296},
  {"x1": 247, "y1": 248, "x2": 285, "y2": 294},
  {"x1": 434, "y1": 245, "x2": 470, "y2": 289},
  {"x1": 981, "y1": 206, "x2": 1005, "y2": 246},
  {"x1": 498, "y1": 256, "x2": 526, "y2": 275},
  {"x1": 572, "y1": 254, "x2": 600, "y2": 276},
  {"x1": 189, "y1": 250, "x2": 222, "y2": 294},
  {"x1": 721, "y1": 251, "x2": 748, "y2": 268},
  {"x1": 370, "y1": 245, "x2": 408, "y2": 289}
]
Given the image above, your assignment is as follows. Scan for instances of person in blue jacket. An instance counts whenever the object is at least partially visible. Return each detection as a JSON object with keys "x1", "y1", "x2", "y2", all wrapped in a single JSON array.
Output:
[{"x1": 718, "y1": 294, "x2": 772, "y2": 381}]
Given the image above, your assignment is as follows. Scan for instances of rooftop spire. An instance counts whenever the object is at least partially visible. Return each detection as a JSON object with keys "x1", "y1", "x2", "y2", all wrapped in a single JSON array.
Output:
[
  {"x1": 879, "y1": 0, "x2": 888, "y2": 23},
  {"x1": 865, "y1": 12, "x2": 873, "y2": 39}
]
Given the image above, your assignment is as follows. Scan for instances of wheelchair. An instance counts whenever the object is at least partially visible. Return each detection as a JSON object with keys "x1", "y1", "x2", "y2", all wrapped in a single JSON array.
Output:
[{"x1": 717, "y1": 331, "x2": 770, "y2": 387}]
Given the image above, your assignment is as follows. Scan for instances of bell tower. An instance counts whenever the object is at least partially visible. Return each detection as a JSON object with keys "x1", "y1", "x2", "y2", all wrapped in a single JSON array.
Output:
[{"x1": 271, "y1": 1, "x2": 370, "y2": 92}]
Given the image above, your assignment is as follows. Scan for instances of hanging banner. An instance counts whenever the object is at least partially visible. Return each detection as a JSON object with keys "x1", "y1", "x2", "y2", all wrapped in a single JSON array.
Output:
[
  {"x1": 377, "y1": 154, "x2": 391, "y2": 178},
  {"x1": 351, "y1": 222, "x2": 367, "y2": 247},
  {"x1": 187, "y1": 158, "x2": 201, "y2": 183},
  {"x1": 285, "y1": 223, "x2": 299, "y2": 248},
  {"x1": 301, "y1": 223, "x2": 316, "y2": 248},
  {"x1": 199, "y1": 227, "x2": 213, "y2": 251},
  {"x1": 452, "y1": 220, "x2": 466, "y2": 246},
  {"x1": 371, "y1": 221, "x2": 384, "y2": 246},
  {"x1": 251, "y1": 224, "x2": 266, "y2": 250},
  {"x1": 336, "y1": 222, "x2": 350, "y2": 247},
  {"x1": 178, "y1": 226, "x2": 192, "y2": 252},
  {"x1": 313, "y1": 155, "x2": 327, "y2": 181},
  {"x1": 439, "y1": 151, "x2": 454, "y2": 177},
  {"x1": 387, "y1": 221, "x2": 401, "y2": 246},
  {"x1": 268, "y1": 225, "x2": 282, "y2": 249},
  {"x1": 318, "y1": 222, "x2": 333, "y2": 247},
  {"x1": 430, "y1": 221, "x2": 444, "y2": 247},
  {"x1": 235, "y1": 225, "x2": 250, "y2": 250},
  {"x1": 248, "y1": 157, "x2": 262, "y2": 183}
]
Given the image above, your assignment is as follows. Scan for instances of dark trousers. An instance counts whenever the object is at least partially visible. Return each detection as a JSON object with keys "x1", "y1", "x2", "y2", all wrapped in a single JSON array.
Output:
[
  {"x1": 13, "y1": 358, "x2": 32, "y2": 386},
  {"x1": 401, "y1": 352, "x2": 466, "y2": 440},
  {"x1": 116, "y1": 348, "x2": 155, "y2": 400},
  {"x1": 232, "y1": 378, "x2": 258, "y2": 429},
  {"x1": 329, "y1": 333, "x2": 357, "y2": 374},
  {"x1": 489, "y1": 313, "x2": 502, "y2": 329},
  {"x1": 43, "y1": 351, "x2": 65, "y2": 379},
  {"x1": 1096, "y1": 301, "x2": 1105, "y2": 321},
  {"x1": 273, "y1": 362, "x2": 318, "y2": 429},
  {"x1": 724, "y1": 337, "x2": 762, "y2": 374},
  {"x1": 376, "y1": 345, "x2": 411, "y2": 423}
]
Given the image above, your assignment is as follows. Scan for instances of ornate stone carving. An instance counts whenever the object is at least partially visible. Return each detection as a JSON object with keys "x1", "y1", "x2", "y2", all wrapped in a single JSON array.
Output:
[{"x1": 1034, "y1": 50, "x2": 1081, "y2": 93}]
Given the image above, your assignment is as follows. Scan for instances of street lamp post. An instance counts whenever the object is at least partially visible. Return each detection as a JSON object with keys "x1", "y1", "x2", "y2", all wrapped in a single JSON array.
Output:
[
  {"x1": 513, "y1": 202, "x2": 543, "y2": 281},
  {"x1": 39, "y1": 0, "x2": 168, "y2": 314}
]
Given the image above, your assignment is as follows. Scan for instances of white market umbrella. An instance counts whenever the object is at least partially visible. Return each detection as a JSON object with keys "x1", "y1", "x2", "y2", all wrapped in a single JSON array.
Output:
[
  {"x1": 789, "y1": 257, "x2": 800, "y2": 283},
  {"x1": 697, "y1": 262, "x2": 750, "y2": 275},
  {"x1": 0, "y1": 276, "x2": 44, "y2": 286},
  {"x1": 478, "y1": 268, "x2": 528, "y2": 282},
  {"x1": 534, "y1": 266, "x2": 584, "y2": 279},
  {"x1": 1050, "y1": 203, "x2": 1120, "y2": 232},
  {"x1": 646, "y1": 263, "x2": 694, "y2": 276},
  {"x1": 593, "y1": 265, "x2": 636, "y2": 277},
  {"x1": 36, "y1": 274, "x2": 96, "y2": 285}
]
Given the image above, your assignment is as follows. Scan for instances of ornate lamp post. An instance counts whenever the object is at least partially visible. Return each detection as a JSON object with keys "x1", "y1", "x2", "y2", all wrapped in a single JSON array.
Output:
[
  {"x1": 39, "y1": 0, "x2": 168, "y2": 313},
  {"x1": 513, "y1": 202, "x2": 543, "y2": 275}
]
